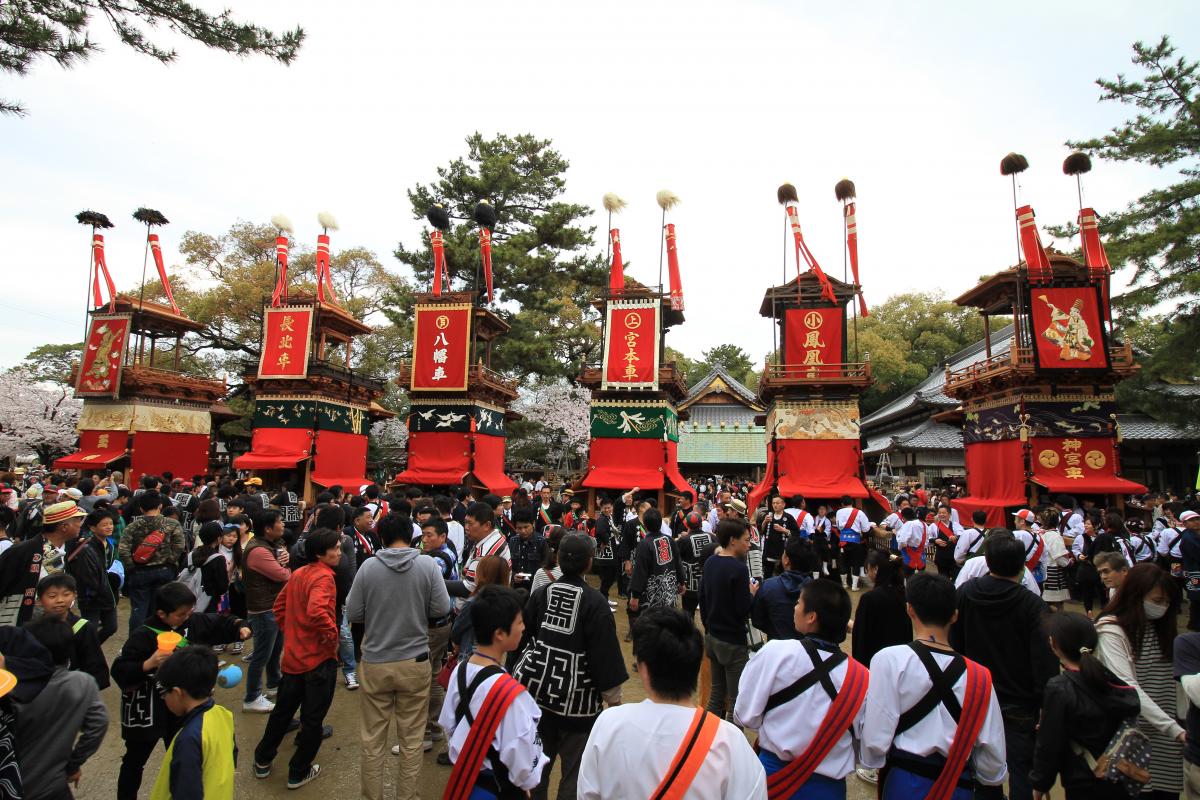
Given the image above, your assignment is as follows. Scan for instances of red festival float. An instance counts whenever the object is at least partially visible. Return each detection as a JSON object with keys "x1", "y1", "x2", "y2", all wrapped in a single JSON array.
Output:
[
  {"x1": 747, "y1": 182, "x2": 890, "y2": 515},
  {"x1": 576, "y1": 191, "x2": 694, "y2": 513},
  {"x1": 943, "y1": 153, "x2": 1146, "y2": 525},
  {"x1": 393, "y1": 202, "x2": 519, "y2": 496},
  {"x1": 56, "y1": 209, "x2": 228, "y2": 482},
  {"x1": 234, "y1": 214, "x2": 385, "y2": 500}
]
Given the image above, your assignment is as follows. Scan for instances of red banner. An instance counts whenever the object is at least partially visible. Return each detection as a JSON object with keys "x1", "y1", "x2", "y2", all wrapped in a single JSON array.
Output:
[
  {"x1": 1029, "y1": 287, "x2": 1107, "y2": 370},
  {"x1": 1030, "y1": 436, "x2": 1147, "y2": 495},
  {"x1": 411, "y1": 304, "x2": 472, "y2": 392},
  {"x1": 602, "y1": 300, "x2": 660, "y2": 390},
  {"x1": 76, "y1": 314, "x2": 131, "y2": 397},
  {"x1": 131, "y1": 431, "x2": 210, "y2": 484},
  {"x1": 785, "y1": 307, "x2": 843, "y2": 377},
  {"x1": 258, "y1": 306, "x2": 313, "y2": 379}
]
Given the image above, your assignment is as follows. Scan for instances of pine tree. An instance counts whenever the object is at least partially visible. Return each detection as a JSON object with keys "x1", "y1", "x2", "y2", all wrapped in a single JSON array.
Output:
[
  {"x1": 1051, "y1": 37, "x2": 1200, "y2": 422},
  {"x1": 389, "y1": 132, "x2": 607, "y2": 382},
  {"x1": 1, "y1": 0, "x2": 303, "y2": 115}
]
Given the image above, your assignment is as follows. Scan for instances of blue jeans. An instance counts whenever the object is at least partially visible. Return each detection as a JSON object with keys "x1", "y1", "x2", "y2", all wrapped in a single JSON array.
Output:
[
  {"x1": 245, "y1": 610, "x2": 283, "y2": 703},
  {"x1": 338, "y1": 613, "x2": 356, "y2": 676},
  {"x1": 126, "y1": 567, "x2": 174, "y2": 636}
]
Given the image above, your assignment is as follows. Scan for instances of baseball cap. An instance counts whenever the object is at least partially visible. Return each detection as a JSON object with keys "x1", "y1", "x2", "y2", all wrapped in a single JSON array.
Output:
[
  {"x1": 558, "y1": 532, "x2": 595, "y2": 572},
  {"x1": 1181, "y1": 510, "x2": 1200, "y2": 522},
  {"x1": 1013, "y1": 509, "x2": 1036, "y2": 523}
]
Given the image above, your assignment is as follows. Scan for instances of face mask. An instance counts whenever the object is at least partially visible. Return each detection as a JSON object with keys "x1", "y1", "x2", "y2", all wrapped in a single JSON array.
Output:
[{"x1": 1143, "y1": 601, "x2": 1169, "y2": 621}]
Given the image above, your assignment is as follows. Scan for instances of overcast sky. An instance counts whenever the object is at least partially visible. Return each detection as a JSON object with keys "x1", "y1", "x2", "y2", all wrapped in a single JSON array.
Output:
[{"x1": 2, "y1": 1, "x2": 1196, "y2": 372}]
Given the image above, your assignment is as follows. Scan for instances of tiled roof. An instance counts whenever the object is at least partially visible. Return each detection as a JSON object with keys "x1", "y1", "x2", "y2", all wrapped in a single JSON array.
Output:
[
  {"x1": 681, "y1": 367, "x2": 762, "y2": 410},
  {"x1": 863, "y1": 419, "x2": 965, "y2": 456},
  {"x1": 687, "y1": 406, "x2": 760, "y2": 427},
  {"x1": 859, "y1": 324, "x2": 1015, "y2": 432},
  {"x1": 1117, "y1": 414, "x2": 1200, "y2": 441},
  {"x1": 678, "y1": 428, "x2": 767, "y2": 464}
]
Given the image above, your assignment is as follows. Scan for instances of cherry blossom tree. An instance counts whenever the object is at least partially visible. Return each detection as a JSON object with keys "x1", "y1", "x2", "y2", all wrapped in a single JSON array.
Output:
[
  {"x1": 0, "y1": 370, "x2": 82, "y2": 464},
  {"x1": 510, "y1": 381, "x2": 590, "y2": 469},
  {"x1": 368, "y1": 416, "x2": 409, "y2": 476}
]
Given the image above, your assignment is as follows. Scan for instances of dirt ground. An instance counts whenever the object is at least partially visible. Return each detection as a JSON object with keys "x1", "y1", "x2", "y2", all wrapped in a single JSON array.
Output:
[{"x1": 73, "y1": 574, "x2": 1071, "y2": 799}]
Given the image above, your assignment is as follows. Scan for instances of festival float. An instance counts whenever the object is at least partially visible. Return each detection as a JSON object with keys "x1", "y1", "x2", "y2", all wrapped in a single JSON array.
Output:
[
  {"x1": 747, "y1": 182, "x2": 890, "y2": 515},
  {"x1": 56, "y1": 209, "x2": 228, "y2": 481},
  {"x1": 234, "y1": 214, "x2": 385, "y2": 499},
  {"x1": 942, "y1": 153, "x2": 1147, "y2": 525},
  {"x1": 576, "y1": 191, "x2": 694, "y2": 512},
  {"x1": 392, "y1": 202, "x2": 519, "y2": 496}
]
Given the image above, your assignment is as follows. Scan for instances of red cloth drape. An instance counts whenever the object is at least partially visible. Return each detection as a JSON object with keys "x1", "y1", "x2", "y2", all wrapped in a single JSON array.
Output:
[
  {"x1": 54, "y1": 429, "x2": 128, "y2": 470},
  {"x1": 747, "y1": 439, "x2": 870, "y2": 511},
  {"x1": 663, "y1": 440, "x2": 696, "y2": 503},
  {"x1": 954, "y1": 439, "x2": 1029, "y2": 527},
  {"x1": 310, "y1": 429, "x2": 367, "y2": 491},
  {"x1": 472, "y1": 433, "x2": 517, "y2": 495},
  {"x1": 583, "y1": 438, "x2": 674, "y2": 491},
  {"x1": 233, "y1": 427, "x2": 312, "y2": 470},
  {"x1": 131, "y1": 432, "x2": 210, "y2": 484},
  {"x1": 394, "y1": 430, "x2": 470, "y2": 486}
]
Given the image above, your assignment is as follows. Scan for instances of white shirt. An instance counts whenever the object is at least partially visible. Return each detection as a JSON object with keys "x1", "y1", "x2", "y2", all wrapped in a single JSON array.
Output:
[
  {"x1": 1158, "y1": 526, "x2": 1184, "y2": 559},
  {"x1": 835, "y1": 507, "x2": 872, "y2": 535},
  {"x1": 1128, "y1": 533, "x2": 1154, "y2": 562},
  {"x1": 578, "y1": 700, "x2": 767, "y2": 800},
  {"x1": 734, "y1": 640, "x2": 864, "y2": 780},
  {"x1": 954, "y1": 558, "x2": 1041, "y2": 594},
  {"x1": 0, "y1": 540, "x2": 12, "y2": 557},
  {"x1": 444, "y1": 518, "x2": 465, "y2": 557},
  {"x1": 953, "y1": 527, "x2": 988, "y2": 565},
  {"x1": 788, "y1": 509, "x2": 816, "y2": 537},
  {"x1": 462, "y1": 530, "x2": 511, "y2": 592},
  {"x1": 860, "y1": 644, "x2": 1007, "y2": 786},
  {"x1": 438, "y1": 662, "x2": 546, "y2": 791},
  {"x1": 1042, "y1": 529, "x2": 1072, "y2": 568},
  {"x1": 896, "y1": 519, "x2": 928, "y2": 552},
  {"x1": 1059, "y1": 510, "x2": 1085, "y2": 540},
  {"x1": 882, "y1": 512, "x2": 902, "y2": 531}
]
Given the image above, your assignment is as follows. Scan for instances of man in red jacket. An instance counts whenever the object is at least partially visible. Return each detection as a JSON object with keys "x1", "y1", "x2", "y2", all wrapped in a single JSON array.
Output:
[{"x1": 252, "y1": 527, "x2": 341, "y2": 790}]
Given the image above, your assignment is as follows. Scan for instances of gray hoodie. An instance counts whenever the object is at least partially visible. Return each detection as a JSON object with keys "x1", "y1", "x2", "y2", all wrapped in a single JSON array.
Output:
[
  {"x1": 345, "y1": 546, "x2": 451, "y2": 663},
  {"x1": 15, "y1": 665, "x2": 108, "y2": 800}
]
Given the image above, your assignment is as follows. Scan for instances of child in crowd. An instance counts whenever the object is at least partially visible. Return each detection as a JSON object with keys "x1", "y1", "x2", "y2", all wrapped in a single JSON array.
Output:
[
  {"x1": 35, "y1": 572, "x2": 109, "y2": 688},
  {"x1": 110, "y1": 581, "x2": 250, "y2": 800},
  {"x1": 150, "y1": 645, "x2": 237, "y2": 800}
]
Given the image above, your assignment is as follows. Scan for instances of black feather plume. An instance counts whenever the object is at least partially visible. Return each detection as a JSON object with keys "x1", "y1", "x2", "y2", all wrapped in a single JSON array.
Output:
[
  {"x1": 834, "y1": 178, "x2": 856, "y2": 202},
  {"x1": 1000, "y1": 152, "x2": 1029, "y2": 176},
  {"x1": 473, "y1": 200, "x2": 498, "y2": 229},
  {"x1": 776, "y1": 183, "x2": 798, "y2": 205},
  {"x1": 425, "y1": 203, "x2": 451, "y2": 231},
  {"x1": 1063, "y1": 152, "x2": 1092, "y2": 176},
  {"x1": 132, "y1": 207, "x2": 169, "y2": 226},
  {"x1": 75, "y1": 210, "x2": 113, "y2": 229}
]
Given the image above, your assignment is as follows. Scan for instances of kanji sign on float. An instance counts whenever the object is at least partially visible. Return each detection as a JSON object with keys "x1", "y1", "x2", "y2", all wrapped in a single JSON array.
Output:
[
  {"x1": 76, "y1": 314, "x2": 132, "y2": 397},
  {"x1": 411, "y1": 304, "x2": 471, "y2": 392},
  {"x1": 602, "y1": 299, "x2": 660, "y2": 391},
  {"x1": 784, "y1": 306, "x2": 843, "y2": 377},
  {"x1": 258, "y1": 306, "x2": 314, "y2": 379}
]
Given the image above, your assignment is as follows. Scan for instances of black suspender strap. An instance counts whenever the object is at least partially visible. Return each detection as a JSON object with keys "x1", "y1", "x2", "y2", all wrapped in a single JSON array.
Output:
[
  {"x1": 895, "y1": 641, "x2": 966, "y2": 734},
  {"x1": 763, "y1": 639, "x2": 847, "y2": 715},
  {"x1": 455, "y1": 663, "x2": 504, "y2": 726}
]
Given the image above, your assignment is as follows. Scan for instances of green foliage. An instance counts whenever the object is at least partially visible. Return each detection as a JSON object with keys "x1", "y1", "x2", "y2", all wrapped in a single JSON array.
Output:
[
  {"x1": 0, "y1": 0, "x2": 303, "y2": 115},
  {"x1": 665, "y1": 346, "x2": 705, "y2": 385},
  {"x1": 700, "y1": 343, "x2": 759, "y2": 391},
  {"x1": 850, "y1": 292, "x2": 990, "y2": 414},
  {"x1": 1045, "y1": 36, "x2": 1200, "y2": 425},
  {"x1": 11, "y1": 341, "x2": 82, "y2": 385},
  {"x1": 389, "y1": 133, "x2": 607, "y2": 382}
]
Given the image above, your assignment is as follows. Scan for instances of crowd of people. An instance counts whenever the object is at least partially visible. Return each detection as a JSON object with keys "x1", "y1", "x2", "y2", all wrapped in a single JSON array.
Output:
[{"x1": 0, "y1": 467, "x2": 1197, "y2": 799}]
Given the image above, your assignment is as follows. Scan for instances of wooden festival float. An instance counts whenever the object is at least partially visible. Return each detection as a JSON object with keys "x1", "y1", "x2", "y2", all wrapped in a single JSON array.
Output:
[
  {"x1": 942, "y1": 153, "x2": 1146, "y2": 526},
  {"x1": 57, "y1": 209, "x2": 228, "y2": 482},
  {"x1": 576, "y1": 191, "x2": 694, "y2": 513},
  {"x1": 746, "y1": 182, "x2": 890, "y2": 515},
  {"x1": 234, "y1": 214, "x2": 385, "y2": 500},
  {"x1": 392, "y1": 202, "x2": 519, "y2": 497}
]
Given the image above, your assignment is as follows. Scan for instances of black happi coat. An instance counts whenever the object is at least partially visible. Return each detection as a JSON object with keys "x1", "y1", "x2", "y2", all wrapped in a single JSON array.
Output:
[
  {"x1": 629, "y1": 531, "x2": 684, "y2": 609},
  {"x1": 513, "y1": 573, "x2": 628, "y2": 730}
]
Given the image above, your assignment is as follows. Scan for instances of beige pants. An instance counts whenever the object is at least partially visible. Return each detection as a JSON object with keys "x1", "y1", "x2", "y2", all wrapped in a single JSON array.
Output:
[
  {"x1": 1186, "y1": 758, "x2": 1200, "y2": 800},
  {"x1": 359, "y1": 657, "x2": 431, "y2": 800}
]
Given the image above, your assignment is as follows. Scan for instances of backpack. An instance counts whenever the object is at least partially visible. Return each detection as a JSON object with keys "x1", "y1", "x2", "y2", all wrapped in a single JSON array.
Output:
[
  {"x1": 1074, "y1": 719, "x2": 1152, "y2": 797},
  {"x1": 131, "y1": 520, "x2": 168, "y2": 565},
  {"x1": 177, "y1": 551, "x2": 225, "y2": 613}
]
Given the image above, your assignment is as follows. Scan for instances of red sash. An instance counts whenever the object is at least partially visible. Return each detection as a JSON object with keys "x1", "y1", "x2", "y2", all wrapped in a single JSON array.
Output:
[
  {"x1": 650, "y1": 707, "x2": 721, "y2": 800},
  {"x1": 935, "y1": 520, "x2": 956, "y2": 543},
  {"x1": 927, "y1": 659, "x2": 992, "y2": 800},
  {"x1": 1024, "y1": 533, "x2": 1045, "y2": 570},
  {"x1": 795, "y1": 510, "x2": 809, "y2": 531},
  {"x1": 443, "y1": 673, "x2": 527, "y2": 800},
  {"x1": 767, "y1": 658, "x2": 869, "y2": 799},
  {"x1": 902, "y1": 525, "x2": 927, "y2": 570}
]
